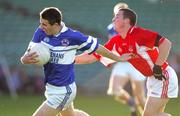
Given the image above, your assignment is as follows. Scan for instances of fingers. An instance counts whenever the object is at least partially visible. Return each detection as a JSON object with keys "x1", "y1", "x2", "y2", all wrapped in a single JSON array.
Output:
[
  {"x1": 22, "y1": 52, "x2": 39, "y2": 64},
  {"x1": 28, "y1": 52, "x2": 38, "y2": 57},
  {"x1": 29, "y1": 58, "x2": 39, "y2": 64},
  {"x1": 129, "y1": 53, "x2": 138, "y2": 58},
  {"x1": 119, "y1": 53, "x2": 137, "y2": 62}
]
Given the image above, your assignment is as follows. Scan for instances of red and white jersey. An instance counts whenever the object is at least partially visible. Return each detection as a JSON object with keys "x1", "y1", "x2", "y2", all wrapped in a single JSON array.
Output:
[{"x1": 94, "y1": 26, "x2": 168, "y2": 77}]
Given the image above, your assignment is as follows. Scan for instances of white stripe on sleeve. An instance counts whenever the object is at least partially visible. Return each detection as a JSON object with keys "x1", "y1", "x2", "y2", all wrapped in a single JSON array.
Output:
[{"x1": 85, "y1": 37, "x2": 98, "y2": 53}]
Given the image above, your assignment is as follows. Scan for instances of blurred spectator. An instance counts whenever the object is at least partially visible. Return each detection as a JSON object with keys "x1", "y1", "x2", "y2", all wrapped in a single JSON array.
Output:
[
  {"x1": 168, "y1": 52, "x2": 180, "y2": 76},
  {"x1": 0, "y1": 65, "x2": 45, "y2": 95},
  {"x1": 9, "y1": 66, "x2": 21, "y2": 93},
  {"x1": 18, "y1": 67, "x2": 33, "y2": 93},
  {"x1": 31, "y1": 67, "x2": 45, "y2": 94},
  {"x1": 168, "y1": 52, "x2": 180, "y2": 95},
  {"x1": 0, "y1": 65, "x2": 8, "y2": 94}
]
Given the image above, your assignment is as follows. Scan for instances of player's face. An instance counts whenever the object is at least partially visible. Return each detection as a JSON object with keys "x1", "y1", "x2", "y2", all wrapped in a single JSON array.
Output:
[
  {"x1": 40, "y1": 18, "x2": 56, "y2": 35},
  {"x1": 112, "y1": 11, "x2": 126, "y2": 32}
]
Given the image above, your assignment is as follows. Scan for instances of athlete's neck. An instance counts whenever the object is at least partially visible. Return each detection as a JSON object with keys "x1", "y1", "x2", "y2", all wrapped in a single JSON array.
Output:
[{"x1": 118, "y1": 25, "x2": 131, "y2": 39}]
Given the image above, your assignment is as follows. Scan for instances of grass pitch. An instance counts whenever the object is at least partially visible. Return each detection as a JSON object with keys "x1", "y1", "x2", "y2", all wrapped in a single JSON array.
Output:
[{"x1": 0, "y1": 94, "x2": 179, "y2": 116}]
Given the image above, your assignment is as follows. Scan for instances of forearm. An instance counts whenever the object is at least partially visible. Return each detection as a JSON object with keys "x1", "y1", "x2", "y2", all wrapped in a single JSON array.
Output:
[
  {"x1": 96, "y1": 44, "x2": 120, "y2": 61},
  {"x1": 75, "y1": 53, "x2": 97, "y2": 64},
  {"x1": 155, "y1": 39, "x2": 171, "y2": 65}
]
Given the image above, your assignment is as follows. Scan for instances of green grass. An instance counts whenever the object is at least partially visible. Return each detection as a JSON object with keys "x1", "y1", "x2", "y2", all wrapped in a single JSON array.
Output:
[{"x1": 0, "y1": 94, "x2": 179, "y2": 116}]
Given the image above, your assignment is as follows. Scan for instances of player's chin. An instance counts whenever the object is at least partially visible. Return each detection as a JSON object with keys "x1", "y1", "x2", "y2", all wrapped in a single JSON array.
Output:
[{"x1": 42, "y1": 29, "x2": 49, "y2": 35}]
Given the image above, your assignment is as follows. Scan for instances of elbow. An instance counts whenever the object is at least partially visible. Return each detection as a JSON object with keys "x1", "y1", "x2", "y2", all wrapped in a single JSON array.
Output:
[
  {"x1": 161, "y1": 38, "x2": 171, "y2": 49},
  {"x1": 20, "y1": 57, "x2": 25, "y2": 64},
  {"x1": 166, "y1": 39, "x2": 172, "y2": 49}
]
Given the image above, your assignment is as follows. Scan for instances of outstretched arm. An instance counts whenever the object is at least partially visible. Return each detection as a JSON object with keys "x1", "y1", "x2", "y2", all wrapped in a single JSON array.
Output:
[
  {"x1": 75, "y1": 44, "x2": 132, "y2": 65},
  {"x1": 96, "y1": 44, "x2": 132, "y2": 62}
]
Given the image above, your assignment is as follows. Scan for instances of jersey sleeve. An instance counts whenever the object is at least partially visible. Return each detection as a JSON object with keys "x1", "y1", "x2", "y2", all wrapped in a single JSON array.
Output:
[
  {"x1": 25, "y1": 28, "x2": 45, "y2": 54},
  {"x1": 92, "y1": 36, "x2": 117, "y2": 60},
  {"x1": 136, "y1": 27, "x2": 164, "y2": 48},
  {"x1": 73, "y1": 31, "x2": 99, "y2": 54},
  {"x1": 92, "y1": 36, "x2": 117, "y2": 65},
  {"x1": 31, "y1": 28, "x2": 46, "y2": 43}
]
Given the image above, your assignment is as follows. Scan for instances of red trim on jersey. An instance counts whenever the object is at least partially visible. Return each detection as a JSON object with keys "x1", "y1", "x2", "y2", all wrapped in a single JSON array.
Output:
[{"x1": 161, "y1": 70, "x2": 169, "y2": 98}]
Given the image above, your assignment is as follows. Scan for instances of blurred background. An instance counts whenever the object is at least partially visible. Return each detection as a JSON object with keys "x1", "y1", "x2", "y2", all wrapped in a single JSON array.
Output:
[{"x1": 0, "y1": 0, "x2": 180, "y2": 116}]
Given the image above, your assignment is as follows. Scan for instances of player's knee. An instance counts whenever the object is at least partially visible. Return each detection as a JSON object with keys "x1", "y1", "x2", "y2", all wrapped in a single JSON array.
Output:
[{"x1": 107, "y1": 88, "x2": 124, "y2": 97}]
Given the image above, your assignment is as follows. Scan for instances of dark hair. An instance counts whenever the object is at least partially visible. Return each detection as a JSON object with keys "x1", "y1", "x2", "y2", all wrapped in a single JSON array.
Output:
[
  {"x1": 120, "y1": 8, "x2": 137, "y2": 26},
  {"x1": 40, "y1": 7, "x2": 62, "y2": 25}
]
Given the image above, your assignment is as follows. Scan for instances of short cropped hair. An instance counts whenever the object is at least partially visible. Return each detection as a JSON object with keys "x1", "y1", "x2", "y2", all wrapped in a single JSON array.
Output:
[
  {"x1": 40, "y1": 7, "x2": 62, "y2": 25},
  {"x1": 120, "y1": 8, "x2": 137, "y2": 26}
]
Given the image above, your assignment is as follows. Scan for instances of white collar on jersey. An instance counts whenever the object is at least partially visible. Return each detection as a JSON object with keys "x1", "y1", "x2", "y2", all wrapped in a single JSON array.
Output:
[
  {"x1": 129, "y1": 26, "x2": 135, "y2": 34},
  {"x1": 54, "y1": 22, "x2": 68, "y2": 37}
]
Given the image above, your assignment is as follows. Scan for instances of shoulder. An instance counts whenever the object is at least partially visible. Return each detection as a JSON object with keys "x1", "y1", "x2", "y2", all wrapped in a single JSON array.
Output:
[
  {"x1": 133, "y1": 26, "x2": 157, "y2": 34},
  {"x1": 32, "y1": 27, "x2": 46, "y2": 42},
  {"x1": 35, "y1": 27, "x2": 45, "y2": 34},
  {"x1": 108, "y1": 34, "x2": 120, "y2": 42},
  {"x1": 131, "y1": 26, "x2": 144, "y2": 33},
  {"x1": 63, "y1": 28, "x2": 88, "y2": 39},
  {"x1": 34, "y1": 27, "x2": 46, "y2": 37}
]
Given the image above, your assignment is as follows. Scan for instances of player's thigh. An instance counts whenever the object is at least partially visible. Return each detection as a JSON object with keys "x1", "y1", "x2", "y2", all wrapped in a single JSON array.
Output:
[
  {"x1": 109, "y1": 75, "x2": 130, "y2": 89},
  {"x1": 144, "y1": 96, "x2": 169, "y2": 114},
  {"x1": 107, "y1": 75, "x2": 129, "y2": 96},
  {"x1": 131, "y1": 80, "x2": 145, "y2": 96},
  {"x1": 33, "y1": 102, "x2": 60, "y2": 116},
  {"x1": 111, "y1": 62, "x2": 134, "y2": 87},
  {"x1": 131, "y1": 80, "x2": 146, "y2": 108},
  {"x1": 60, "y1": 103, "x2": 75, "y2": 116}
]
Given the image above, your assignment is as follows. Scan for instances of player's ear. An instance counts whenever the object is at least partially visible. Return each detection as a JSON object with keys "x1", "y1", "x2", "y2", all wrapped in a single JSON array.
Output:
[
  {"x1": 54, "y1": 22, "x2": 60, "y2": 26},
  {"x1": 124, "y1": 18, "x2": 130, "y2": 24}
]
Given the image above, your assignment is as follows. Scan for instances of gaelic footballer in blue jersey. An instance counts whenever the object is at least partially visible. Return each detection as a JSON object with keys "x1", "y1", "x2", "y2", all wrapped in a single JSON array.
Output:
[{"x1": 20, "y1": 7, "x2": 132, "y2": 116}]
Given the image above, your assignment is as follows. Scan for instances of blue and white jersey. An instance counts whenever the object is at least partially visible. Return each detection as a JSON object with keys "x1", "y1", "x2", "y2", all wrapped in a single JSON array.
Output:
[
  {"x1": 107, "y1": 23, "x2": 118, "y2": 37},
  {"x1": 29, "y1": 22, "x2": 99, "y2": 86}
]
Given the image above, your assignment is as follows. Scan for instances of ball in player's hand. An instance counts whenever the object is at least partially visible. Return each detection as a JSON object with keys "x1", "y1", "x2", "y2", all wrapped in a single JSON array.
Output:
[{"x1": 29, "y1": 43, "x2": 50, "y2": 66}]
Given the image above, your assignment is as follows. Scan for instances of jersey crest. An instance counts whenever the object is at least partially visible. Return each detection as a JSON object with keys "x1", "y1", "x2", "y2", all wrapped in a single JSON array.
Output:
[{"x1": 61, "y1": 39, "x2": 70, "y2": 46}]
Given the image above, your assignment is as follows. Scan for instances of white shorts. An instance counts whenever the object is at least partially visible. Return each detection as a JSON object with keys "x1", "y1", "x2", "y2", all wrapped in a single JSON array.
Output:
[
  {"x1": 111, "y1": 62, "x2": 145, "y2": 81},
  {"x1": 107, "y1": 62, "x2": 145, "y2": 96},
  {"x1": 147, "y1": 66, "x2": 179, "y2": 98},
  {"x1": 44, "y1": 82, "x2": 77, "y2": 111}
]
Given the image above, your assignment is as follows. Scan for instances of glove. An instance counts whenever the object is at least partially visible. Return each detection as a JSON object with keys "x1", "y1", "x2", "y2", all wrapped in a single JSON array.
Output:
[{"x1": 153, "y1": 64, "x2": 166, "y2": 81}]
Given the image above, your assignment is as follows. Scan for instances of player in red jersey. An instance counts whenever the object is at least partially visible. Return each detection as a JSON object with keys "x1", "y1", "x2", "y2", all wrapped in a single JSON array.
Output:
[
  {"x1": 76, "y1": 8, "x2": 178, "y2": 116},
  {"x1": 106, "y1": 3, "x2": 146, "y2": 116},
  {"x1": 104, "y1": 8, "x2": 178, "y2": 116},
  {"x1": 76, "y1": 3, "x2": 146, "y2": 116}
]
